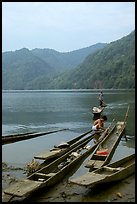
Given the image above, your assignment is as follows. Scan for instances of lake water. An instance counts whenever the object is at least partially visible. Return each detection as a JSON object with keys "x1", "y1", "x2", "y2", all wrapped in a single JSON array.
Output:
[{"x1": 2, "y1": 89, "x2": 135, "y2": 178}]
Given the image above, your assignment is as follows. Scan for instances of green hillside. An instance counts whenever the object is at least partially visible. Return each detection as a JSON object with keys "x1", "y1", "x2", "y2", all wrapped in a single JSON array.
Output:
[
  {"x1": 50, "y1": 30, "x2": 135, "y2": 89},
  {"x1": 2, "y1": 31, "x2": 134, "y2": 90},
  {"x1": 2, "y1": 44, "x2": 106, "y2": 90},
  {"x1": 2, "y1": 48, "x2": 54, "y2": 90},
  {"x1": 31, "y1": 43, "x2": 107, "y2": 72}
]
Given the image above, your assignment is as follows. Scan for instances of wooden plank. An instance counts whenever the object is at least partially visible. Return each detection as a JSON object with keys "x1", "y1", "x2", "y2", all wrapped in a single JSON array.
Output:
[
  {"x1": 34, "y1": 149, "x2": 62, "y2": 160},
  {"x1": 85, "y1": 160, "x2": 105, "y2": 168},
  {"x1": 34, "y1": 172, "x2": 56, "y2": 178}
]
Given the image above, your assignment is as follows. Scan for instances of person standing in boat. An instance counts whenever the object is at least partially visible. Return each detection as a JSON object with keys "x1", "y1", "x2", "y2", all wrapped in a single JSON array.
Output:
[{"x1": 98, "y1": 91, "x2": 104, "y2": 107}]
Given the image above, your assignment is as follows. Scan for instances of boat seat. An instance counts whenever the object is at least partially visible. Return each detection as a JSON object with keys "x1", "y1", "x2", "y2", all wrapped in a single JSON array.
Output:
[
  {"x1": 92, "y1": 154, "x2": 107, "y2": 160},
  {"x1": 103, "y1": 166, "x2": 124, "y2": 172},
  {"x1": 45, "y1": 172, "x2": 56, "y2": 177},
  {"x1": 34, "y1": 172, "x2": 56, "y2": 178},
  {"x1": 34, "y1": 150, "x2": 62, "y2": 160},
  {"x1": 85, "y1": 160, "x2": 105, "y2": 169}
]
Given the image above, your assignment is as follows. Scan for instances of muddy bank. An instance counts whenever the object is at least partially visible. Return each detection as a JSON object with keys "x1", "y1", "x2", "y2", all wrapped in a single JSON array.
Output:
[
  {"x1": 2, "y1": 162, "x2": 135, "y2": 202},
  {"x1": 2, "y1": 162, "x2": 27, "y2": 190},
  {"x1": 24, "y1": 174, "x2": 135, "y2": 202}
]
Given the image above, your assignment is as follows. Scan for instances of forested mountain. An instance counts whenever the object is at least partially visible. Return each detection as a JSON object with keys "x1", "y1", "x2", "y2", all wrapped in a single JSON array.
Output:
[
  {"x1": 2, "y1": 31, "x2": 135, "y2": 89},
  {"x1": 49, "y1": 30, "x2": 135, "y2": 89},
  {"x1": 2, "y1": 43, "x2": 106, "y2": 90},
  {"x1": 2, "y1": 48, "x2": 55, "y2": 89},
  {"x1": 31, "y1": 43, "x2": 107, "y2": 72}
]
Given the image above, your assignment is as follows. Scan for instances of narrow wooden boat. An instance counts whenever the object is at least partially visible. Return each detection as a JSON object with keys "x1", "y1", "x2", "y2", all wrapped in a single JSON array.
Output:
[
  {"x1": 85, "y1": 121, "x2": 126, "y2": 170},
  {"x1": 3, "y1": 122, "x2": 114, "y2": 202},
  {"x1": 69, "y1": 153, "x2": 135, "y2": 187},
  {"x1": 34, "y1": 129, "x2": 96, "y2": 161},
  {"x1": 85, "y1": 105, "x2": 130, "y2": 170},
  {"x1": 2, "y1": 128, "x2": 68, "y2": 145},
  {"x1": 92, "y1": 105, "x2": 106, "y2": 120},
  {"x1": 92, "y1": 106, "x2": 105, "y2": 114}
]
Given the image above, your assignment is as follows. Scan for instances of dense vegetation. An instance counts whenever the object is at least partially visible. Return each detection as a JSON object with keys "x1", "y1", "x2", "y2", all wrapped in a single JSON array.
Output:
[
  {"x1": 2, "y1": 31, "x2": 135, "y2": 89},
  {"x1": 31, "y1": 43, "x2": 106, "y2": 72},
  {"x1": 2, "y1": 43, "x2": 106, "y2": 90},
  {"x1": 50, "y1": 30, "x2": 135, "y2": 89}
]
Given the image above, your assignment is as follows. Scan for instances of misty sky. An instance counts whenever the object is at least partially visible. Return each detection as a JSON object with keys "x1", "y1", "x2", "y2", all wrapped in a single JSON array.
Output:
[{"x1": 2, "y1": 2, "x2": 135, "y2": 53}]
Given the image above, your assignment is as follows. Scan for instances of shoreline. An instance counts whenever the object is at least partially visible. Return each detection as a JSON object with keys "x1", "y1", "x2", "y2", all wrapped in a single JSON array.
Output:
[
  {"x1": 23, "y1": 174, "x2": 135, "y2": 202},
  {"x1": 2, "y1": 163, "x2": 135, "y2": 202}
]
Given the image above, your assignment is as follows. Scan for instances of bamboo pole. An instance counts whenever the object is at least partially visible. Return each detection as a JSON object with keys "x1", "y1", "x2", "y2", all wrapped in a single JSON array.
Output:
[
  {"x1": 123, "y1": 105, "x2": 130, "y2": 141},
  {"x1": 124, "y1": 105, "x2": 130, "y2": 124}
]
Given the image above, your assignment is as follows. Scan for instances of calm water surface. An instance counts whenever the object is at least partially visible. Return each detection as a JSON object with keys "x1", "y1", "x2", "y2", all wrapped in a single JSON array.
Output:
[{"x1": 2, "y1": 89, "x2": 135, "y2": 179}]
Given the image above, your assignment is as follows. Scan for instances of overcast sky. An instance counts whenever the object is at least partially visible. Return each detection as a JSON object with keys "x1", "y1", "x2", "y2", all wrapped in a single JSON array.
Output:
[{"x1": 2, "y1": 2, "x2": 135, "y2": 53}]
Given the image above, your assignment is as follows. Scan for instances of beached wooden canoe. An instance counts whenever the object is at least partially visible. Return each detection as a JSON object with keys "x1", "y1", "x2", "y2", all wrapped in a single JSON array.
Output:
[
  {"x1": 69, "y1": 153, "x2": 135, "y2": 187},
  {"x1": 3, "y1": 122, "x2": 114, "y2": 202},
  {"x1": 85, "y1": 105, "x2": 130, "y2": 170},
  {"x1": 85, "y1": 120, "x2": 126, "y2": 170},
  {"x1": 34, "y1": 129, "x2": 96, "y2": 161},
  {"x1": 2, "y1": 128, "x2": 68, "y2": 145}
]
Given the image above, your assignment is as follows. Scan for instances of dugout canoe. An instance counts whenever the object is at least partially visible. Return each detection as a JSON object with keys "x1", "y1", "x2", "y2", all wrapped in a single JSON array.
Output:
[
  {"x1": 92, "y1": 106, "x2": 105, "y2": 114},
  {"x1": 2, "y1": 121, "x2": 115, "y2": 202},
  {"x1": 2, "y1": 128, "x2": 68, "y2": 145},
  {"x1": 85, "y1": 120, "x2": 126, "y2": 170},
  {"x1": 92, "y1": 105, "x2": 106, "y2": 120},
  {"x1": 69, "y1": 153, "x2": 135, "y2": 187},
  {"x1": 85, "y1": 105, "x2": 130, "y2": 170},
  {"x1": 34, "y1": 129, "x2": 97, "y2": 161}
]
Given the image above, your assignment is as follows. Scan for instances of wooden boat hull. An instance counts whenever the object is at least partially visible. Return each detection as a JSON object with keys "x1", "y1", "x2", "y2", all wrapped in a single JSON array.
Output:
[
  {"x1": 92, "y1": 106, "x2": 105, "y2": 114},
  {"x1": 3, "y1": 122, "x2": 114, "y2": 202},
  {"x1": 69, "y1": 153, "x2": 135, "y2": 187},
  {"x1": 92, "y1": 106, "x2": 106, "y2": 120},
  {"x1": 34, "y1": 129, "x2": 95, "y2": 161},
  {"x1": 85, "y1": 121, "x2": 126, "y2": 170},
  {"x1": 2, "y1": 129, "x2": 68, "y2": 145}
]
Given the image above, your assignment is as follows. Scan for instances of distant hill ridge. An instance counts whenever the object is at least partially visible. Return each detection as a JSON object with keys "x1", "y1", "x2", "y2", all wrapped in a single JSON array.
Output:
[
  {"x1": 2, "y1": 43, "x2": 107, "y2": 89},
  {"x1": 51, "y1": 30, "x2": 134, "y2": 89},
  {"x1": 2, "y1": 30, "x2": 135, "y2": 89},
  {"x1": 31, "y1": 43, "x2": 107, "y2": 72}
]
